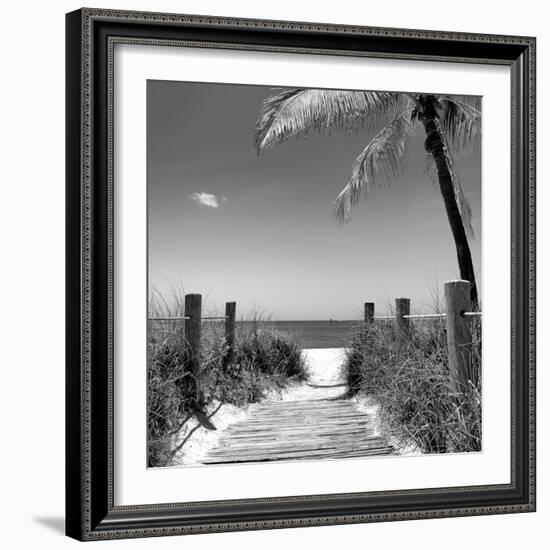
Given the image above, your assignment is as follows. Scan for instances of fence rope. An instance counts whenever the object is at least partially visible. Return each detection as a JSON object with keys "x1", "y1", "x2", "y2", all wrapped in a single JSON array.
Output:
[
  {"x1": 403, "y1": 313, "x2": 446, "y2": 319},
  {"x1": 149, "y1": 316, "x2": 191, "y2": 321},
  {"x1": 201, "y1": 316, "x2": 230, "y2": 320},
  {"x1": 374, "y1": 311, "x2": 481, "y2": 320},
  {"x1": 150, "y1": 313, "x2": 481, "y2": 322},
  {"x1": 149, "y1": 315, "x2": 230, "y2": 321}
]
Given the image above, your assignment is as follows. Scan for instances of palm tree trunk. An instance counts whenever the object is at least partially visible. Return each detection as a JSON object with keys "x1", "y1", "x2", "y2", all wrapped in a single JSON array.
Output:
[{"x1": 419, "y1": 96, "x2": 478, "y2": 307}]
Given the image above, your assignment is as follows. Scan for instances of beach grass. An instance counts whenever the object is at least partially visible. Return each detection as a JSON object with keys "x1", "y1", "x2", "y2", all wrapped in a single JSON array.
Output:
[
  {"x1": 147, "y1": 291, "x2": 308, "y2": 467},
  {"x1": 344, "y1": 315, "x2": 482, "y2": 454}
]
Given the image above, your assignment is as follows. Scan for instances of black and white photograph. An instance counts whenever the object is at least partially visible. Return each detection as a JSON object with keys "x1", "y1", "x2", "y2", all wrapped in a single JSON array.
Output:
[
  {"x1": 57, "y1": 3, "x2": 537, "y2": 543},
  {"x1": 147, "y1": 80, "x2": 483, "y2": 468},
  {"x1": 0, "y1": 0, "x2": 543, "y2": 545}
]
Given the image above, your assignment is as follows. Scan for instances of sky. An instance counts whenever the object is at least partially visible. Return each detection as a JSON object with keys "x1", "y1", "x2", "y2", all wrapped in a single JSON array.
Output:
[{"x1": 147, "y1": 80, "x2": 481, "y2": 320}]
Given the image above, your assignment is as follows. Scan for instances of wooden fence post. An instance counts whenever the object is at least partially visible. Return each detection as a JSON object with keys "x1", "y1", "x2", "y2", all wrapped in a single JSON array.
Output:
[
  {"x1": 364, "y1": 302, "x2": 374, "y2": 324},
  {"x1": 225, "y1": 301, "x2": 236, "y2": 360},
  {"x1": 444, "y1": 280, "x2": 473, "y2": 392},
  {"x1": 184, "y1": 293, "x2": 202, "y2": 405},
  {"x1": 395, "y1": 298, "x2": 410, "y2": 342}
]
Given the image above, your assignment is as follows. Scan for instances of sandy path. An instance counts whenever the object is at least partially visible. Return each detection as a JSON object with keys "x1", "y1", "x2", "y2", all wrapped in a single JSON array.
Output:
[
  {"x1": 198, "y1": 348, "x2": 396, "y2": 464},
  {"x1": 172, "y1": 349, "x2": 347, "y2": 466},
  {"x1": 276, "y1": 348, "x2": 348, "y2": 401}
]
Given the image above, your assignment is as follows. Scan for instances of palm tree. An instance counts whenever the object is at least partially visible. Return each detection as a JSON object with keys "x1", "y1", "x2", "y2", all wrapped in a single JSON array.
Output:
[{"x1": 254, "y1": 89, "x2": 481, "y2": 305}]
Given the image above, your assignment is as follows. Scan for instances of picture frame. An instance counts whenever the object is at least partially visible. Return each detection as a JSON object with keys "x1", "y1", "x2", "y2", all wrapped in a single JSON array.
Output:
[{"x1": 65, "y1": 7, "x2": 536, "y2": 541}]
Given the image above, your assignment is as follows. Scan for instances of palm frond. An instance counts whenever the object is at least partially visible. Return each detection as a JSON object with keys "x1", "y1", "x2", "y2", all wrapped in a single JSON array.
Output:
[
  {"x1": 333, "y1": 109, "x2": 415, "y2": 224},
  {"x1": 255, "y1": 88, "x2": 402, "y2": 153},
  {"x1": 440, "y1": 97, "x2": 481, "y2": 152},
  {"x1": 440, "y1": 95, "x2": 481, "y2": 111},
  {"x1": 425, "y1": 119, "x2": 474, "y2": 238}
]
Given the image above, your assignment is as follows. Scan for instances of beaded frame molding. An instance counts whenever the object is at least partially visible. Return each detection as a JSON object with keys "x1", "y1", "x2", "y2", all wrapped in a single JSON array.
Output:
[{"x1": 66, "y1": 8, "x2": 536, "y2": 541}]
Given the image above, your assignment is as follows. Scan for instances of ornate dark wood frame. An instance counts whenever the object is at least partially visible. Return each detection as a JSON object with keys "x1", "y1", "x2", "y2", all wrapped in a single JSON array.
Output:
[{"x1": 66, "y1": 7, "x2": 536, "y2": 541}]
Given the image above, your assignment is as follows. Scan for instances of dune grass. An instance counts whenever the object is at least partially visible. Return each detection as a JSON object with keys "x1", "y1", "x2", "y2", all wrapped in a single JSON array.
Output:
[
  {"x1": 147, "y1": 291, "x2": 308, "y2": 467},
  {"x1": 344, "y1": 315, "x2": 481, "y2": 454}
]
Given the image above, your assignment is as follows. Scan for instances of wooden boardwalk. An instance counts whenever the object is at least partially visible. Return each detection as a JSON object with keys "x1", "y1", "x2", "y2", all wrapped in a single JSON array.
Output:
[
  {"x1": 202, "y1": 398, "x2": 395, "y2": 464},
  {"x1": 202, "y1": 349, "x2": 395, "y2": 465}
]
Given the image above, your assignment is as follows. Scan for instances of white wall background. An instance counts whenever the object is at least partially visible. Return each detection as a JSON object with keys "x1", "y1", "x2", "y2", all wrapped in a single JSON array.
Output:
[{"x1": 0, "y1": 1, "x2": 545, "y2": 548}]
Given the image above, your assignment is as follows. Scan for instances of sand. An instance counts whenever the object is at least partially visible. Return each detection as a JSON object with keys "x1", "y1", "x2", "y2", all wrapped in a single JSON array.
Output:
[
  {"x1": 170, "y1": 348, "x2": 347, "y2": 466},
  {"x1": 170, "y1": 347, "x2": 412, "y2": 466},
  {"x1": 273, "y1": 348, "x2": 348, "y2": 401}
]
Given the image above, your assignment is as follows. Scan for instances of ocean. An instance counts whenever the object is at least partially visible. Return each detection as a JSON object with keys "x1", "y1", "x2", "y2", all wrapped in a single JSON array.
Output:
[{"x1": 235, "y1": 320, "x2": 363, "y2": 349}]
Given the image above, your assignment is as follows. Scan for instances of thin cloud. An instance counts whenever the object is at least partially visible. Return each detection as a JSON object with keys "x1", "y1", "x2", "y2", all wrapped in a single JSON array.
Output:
[{"x1": 189, "y1": 192, "x2": 225, "y2": 208}]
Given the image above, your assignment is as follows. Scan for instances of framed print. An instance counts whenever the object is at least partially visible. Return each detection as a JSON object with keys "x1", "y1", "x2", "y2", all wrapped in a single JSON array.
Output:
[{"x1": 65, "y1": 8, "x2": 536, "y2": 541}]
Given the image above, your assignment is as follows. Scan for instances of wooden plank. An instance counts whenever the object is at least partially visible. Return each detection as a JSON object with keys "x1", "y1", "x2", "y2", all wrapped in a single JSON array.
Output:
[
  {"x1": 224, "y1": 428, "x2": 374, "y2": 440},
  {"x1": 201, "y1": 395, "x2": 396, "y2": 465},
  {"x1": 204, "y1": 447, "x2": 395, "y2": 460},
  {"x1": 225, "y1": 416, "x2": 373, "y2": 429},
  {"x1": 213, "y1": 439, "x2": 388, "y2": 453},
  {"x1": 203, "y1": 447, "x2": 395, "y2": 463}
]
